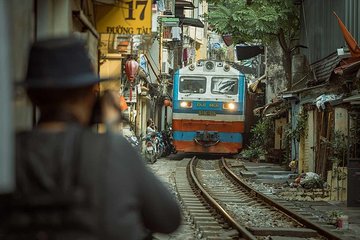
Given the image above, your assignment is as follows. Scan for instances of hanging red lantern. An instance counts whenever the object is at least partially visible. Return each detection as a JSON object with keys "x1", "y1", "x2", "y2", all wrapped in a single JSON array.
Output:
[
  {"x1": 125, "y1": 59, "x2": 139, "y2": 82},
  {"x1": 222, "y1": 34, "x2": 233, "y2": 46},
  {"x1": 125, "y1": 59, "x2": 139, "y2": 101}
]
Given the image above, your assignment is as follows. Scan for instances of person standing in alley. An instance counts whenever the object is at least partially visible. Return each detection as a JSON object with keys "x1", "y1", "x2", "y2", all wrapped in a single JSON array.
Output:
[
  {"x1": 146, "y1": 118, "x2": 156, "y2": 134},
  {"x1": 0, "y1": 36, "x2": 181, "y2": 240}
]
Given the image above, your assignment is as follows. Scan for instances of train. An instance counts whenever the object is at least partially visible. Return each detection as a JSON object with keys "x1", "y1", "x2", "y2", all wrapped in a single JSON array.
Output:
[{"x1": 172, "y1": 59, "x2": 246, "y2": 154}]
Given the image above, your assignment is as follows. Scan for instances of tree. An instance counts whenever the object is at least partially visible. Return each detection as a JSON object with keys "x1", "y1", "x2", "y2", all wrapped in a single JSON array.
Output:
[{"x1": 207, "y1": 0, "x2": 300, "y2": 89}]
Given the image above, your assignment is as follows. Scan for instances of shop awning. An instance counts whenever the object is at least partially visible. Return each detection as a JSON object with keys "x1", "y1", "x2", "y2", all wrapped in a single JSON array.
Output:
[
  {"x1": 235, "y1": 45, "x2": 264, "y2": 60},
  {"x1": 179, "y1": 17, "x2": 204, "y2": 28},
  {"x1": 175, "y1": 0, "x2": 195, "y2": 9}
]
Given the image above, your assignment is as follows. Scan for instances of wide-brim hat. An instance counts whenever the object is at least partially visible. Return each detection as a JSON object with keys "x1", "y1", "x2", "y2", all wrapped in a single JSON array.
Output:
[{"x1": 18, "y1": 36, "x2": 111, "y2": 89}]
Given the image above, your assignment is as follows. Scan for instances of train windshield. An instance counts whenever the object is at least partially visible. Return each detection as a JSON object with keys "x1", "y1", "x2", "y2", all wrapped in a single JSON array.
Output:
[
  {"x1": 211, "y1": 77, "x2": 238, "y2": 95},
  {"x1": 179, "y1": 77, "x2": 206, "y2": 94}
]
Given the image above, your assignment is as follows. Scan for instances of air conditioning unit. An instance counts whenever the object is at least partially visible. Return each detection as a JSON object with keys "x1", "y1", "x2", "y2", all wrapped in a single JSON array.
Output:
[{"x1": 162, "y1": 61, "x2": 169, "y2": 74}]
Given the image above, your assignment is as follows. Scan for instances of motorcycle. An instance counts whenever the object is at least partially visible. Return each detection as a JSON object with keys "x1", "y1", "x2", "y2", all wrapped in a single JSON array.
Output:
[
  {"x1": 155, "y1": 131, "x2": 166, "y2": 157},
  {"x1": 161, "y1": 127, "x2": 177, "y2": 157}
]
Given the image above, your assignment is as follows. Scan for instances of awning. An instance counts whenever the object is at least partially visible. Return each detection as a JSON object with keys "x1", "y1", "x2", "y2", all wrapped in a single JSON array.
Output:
[
  {"x1": 175, "y1": 0, "x2": 195, "y2": 9},
  {"x1": 253, "y1": 99, "x2": 286, "y2": 117},
  {"x1": 334, "y1": 59, "x2": 360, "y2": 76},
  {"x1": 308, "y1": 51, "x2": 341, "y2": 86},
  {"x1": 343, "y1": 94, "x2": 360, "y2": 104},
  {"x1": 263, "y1": 99, "x2": 285, "y2": 116},
  {"x1": 179, "y1": 17, "x2": 204, "y2": 28},
  {"x1": 235, "y1": 45, "x2": 264, "y2": 60}
]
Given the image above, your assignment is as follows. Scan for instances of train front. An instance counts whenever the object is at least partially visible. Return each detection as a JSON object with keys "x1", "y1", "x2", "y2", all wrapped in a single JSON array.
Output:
[{"x1": 172, "y1": 60, "x2": 246, "y2": 154}]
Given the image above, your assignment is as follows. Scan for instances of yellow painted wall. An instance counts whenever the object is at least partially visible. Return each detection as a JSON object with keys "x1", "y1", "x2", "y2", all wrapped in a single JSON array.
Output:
[
  {"x1": 334, "y1": 107, "x2": 348, "y2": 134},
  {"x1": 99, "y1": 54, "x2": 122, "y2": 92}
]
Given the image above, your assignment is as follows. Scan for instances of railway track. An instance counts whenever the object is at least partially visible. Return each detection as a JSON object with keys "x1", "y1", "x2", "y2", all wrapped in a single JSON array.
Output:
[{"x1": 175, "y1": 156, "x2": 342, "y2": 240}]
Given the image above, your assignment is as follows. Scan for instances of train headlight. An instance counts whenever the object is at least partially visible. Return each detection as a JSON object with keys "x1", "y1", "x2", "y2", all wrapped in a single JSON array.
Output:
[
  {"x1": 180, "y1": 101, "x2": 193, "y2": 108},
  {"x1": 223, "y1": 102, "x2": 236, "y2": 110}
]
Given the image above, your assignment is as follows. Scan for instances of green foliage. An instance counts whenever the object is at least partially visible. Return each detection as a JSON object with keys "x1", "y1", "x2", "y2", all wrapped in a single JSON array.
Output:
[
  {"x1": 283, "y1": 111, "x2": 308, "y2": 163},
  {"x1": 241, "y1": 118, "x2": 273, "y2": 160},
  {"x1": 250, "y1": 117, "x2": 273, "y2": 148},
  {"x1": 207, "y1": 0, "x2": 299, "y2": 47},
  {"x1": 326, "y1": 210, "x2": 343, "y2": 224},
  {"x1": 285, "y1": 110, "x2": 308, "y2": 143},
  {"x1": 241, "y1": 145, "x2": 266, "y2": 160},
  {"x1": 327, "y1": 130, "x2": 348, "y2": 165}
]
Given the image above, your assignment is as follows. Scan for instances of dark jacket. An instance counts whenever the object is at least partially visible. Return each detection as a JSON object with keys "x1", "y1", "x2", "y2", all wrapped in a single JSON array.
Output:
[{"x1": 5, "y1": 124, "x2": 181, "y2": 240}]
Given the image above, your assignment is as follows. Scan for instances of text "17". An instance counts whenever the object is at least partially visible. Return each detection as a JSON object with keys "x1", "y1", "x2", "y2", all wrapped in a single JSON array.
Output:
[{"x1": 125, "y1": 0, "x2": 148, "y2": 20}]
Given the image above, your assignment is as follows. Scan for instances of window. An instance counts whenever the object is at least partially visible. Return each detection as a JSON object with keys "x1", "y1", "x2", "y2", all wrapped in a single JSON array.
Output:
[
  {"x1": 179, "y1": 77, "x2": 206, "y2": 94},
  {"x1": 211, "y1": 77, "x2": 238, "y2": 95}
]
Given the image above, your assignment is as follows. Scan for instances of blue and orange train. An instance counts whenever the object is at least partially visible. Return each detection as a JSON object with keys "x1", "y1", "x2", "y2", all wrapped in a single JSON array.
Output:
[{"x1": 172, "y1": 60, "x2": 246, "y2": 154}]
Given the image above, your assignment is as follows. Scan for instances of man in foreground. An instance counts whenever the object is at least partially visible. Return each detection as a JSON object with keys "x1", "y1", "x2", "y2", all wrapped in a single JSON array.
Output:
[{"x1": 1, "y1": 36, "x2": 181, "y2": 240}]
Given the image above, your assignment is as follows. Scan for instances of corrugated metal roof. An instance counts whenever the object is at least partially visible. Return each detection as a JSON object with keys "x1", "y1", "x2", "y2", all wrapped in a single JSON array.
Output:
[
  {"x1": 308, "y1": 51, "x2": 341, "y2": 86},
  {"x1": 334, "y1": 58, "x2": 360, "y2": 76}
]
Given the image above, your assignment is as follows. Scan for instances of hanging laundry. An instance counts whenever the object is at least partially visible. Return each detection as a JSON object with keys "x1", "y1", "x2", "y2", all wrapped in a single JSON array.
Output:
[
  {"x1": 157, "y1": 0, "x2": 165, "y2": 11},
  {"x1": 171, "y1": 27, "x2": 181, "y2": 41},
  {"x1": 183, "y1": 48, "x2": 188, "y2": 66}
]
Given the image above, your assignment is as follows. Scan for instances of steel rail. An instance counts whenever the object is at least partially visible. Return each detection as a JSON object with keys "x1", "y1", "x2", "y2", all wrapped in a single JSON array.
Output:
[
  {"x1": 188, "y1": 157, "x2": 257, "y2": 240},
  {"x1": 221, "y1": 157, "x2": 342, "y2": 240}
]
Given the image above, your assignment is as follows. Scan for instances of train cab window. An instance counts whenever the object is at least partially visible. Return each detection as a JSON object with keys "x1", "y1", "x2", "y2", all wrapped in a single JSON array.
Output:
[
  {"x1": 211, "y1": 77, "x2": 238, "y2": 95},
  {"x1": 179, "y1": 78, "x2": 206, "y2": 94}
]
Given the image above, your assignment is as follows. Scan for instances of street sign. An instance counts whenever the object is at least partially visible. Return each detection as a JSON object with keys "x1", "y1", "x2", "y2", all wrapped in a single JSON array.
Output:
[
  {"x1": 161, "y1": 17, "x2": 179, "y2": 27},
  {"x1": 95, "y1": 0, "x2": 152, "y2": 35}
]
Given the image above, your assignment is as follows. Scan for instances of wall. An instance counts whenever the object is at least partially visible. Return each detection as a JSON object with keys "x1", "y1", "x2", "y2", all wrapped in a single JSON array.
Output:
[
  {"x1": 274, "y1": 118, "x2": 287, "y2": 149},
  {"x1": 11, "y1": 0, "x2": 35, "y2": 130},
  {"x1": 99, "y1": 53, "x2": 122, "y2": 92},
  {"x1": 300, "y1": 0, "x2": 352, "y2": 63},
  {"x1": 345, "y1": 0, "x2": 360, "y2": 42},
  {"x1": 0, "y1": 0, "x2": 14, "y2": 193},
  {"x1": 334, "y1": 107, "x2": 348, "y2": 134},
  {"x1": 299, "y1": 109, "x2": 315, "y2": 173},
  {"x1": 265, "y1": 40, "x2": 286, "y2": 102},
  {"x1": 148, "y1": 39, "x2": 160, "y2": 84}
]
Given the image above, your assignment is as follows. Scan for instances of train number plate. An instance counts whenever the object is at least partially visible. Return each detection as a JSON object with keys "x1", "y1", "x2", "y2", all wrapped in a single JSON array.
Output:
[{"x1": 198, "y1": 110, "x2": 216, "y2": 116}]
